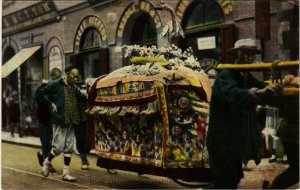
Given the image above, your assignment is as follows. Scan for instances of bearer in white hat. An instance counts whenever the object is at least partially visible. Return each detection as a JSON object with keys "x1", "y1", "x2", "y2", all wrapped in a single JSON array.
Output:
[{"x1": 206, "y1": 38, "x2": 281, "y2": 189}]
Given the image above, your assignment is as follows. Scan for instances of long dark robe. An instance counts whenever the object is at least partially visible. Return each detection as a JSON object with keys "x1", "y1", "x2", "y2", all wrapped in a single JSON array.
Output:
[{"x1": 206, "y1": 69, "x2": 265, "y2": 188}]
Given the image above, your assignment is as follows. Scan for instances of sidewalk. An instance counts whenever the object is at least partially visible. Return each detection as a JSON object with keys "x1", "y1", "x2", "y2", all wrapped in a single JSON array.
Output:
[
  {"x1": 2, "y1": 131, "x2": 41, "y2": 147},
  {"x1": 1, "y1": 131, "x2": 97, "y2": 154}
]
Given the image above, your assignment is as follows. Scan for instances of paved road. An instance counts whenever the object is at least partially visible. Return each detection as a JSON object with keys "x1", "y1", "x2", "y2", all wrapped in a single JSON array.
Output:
[
  {"x1": 1, "y1": 142, "x2": 187, "y2": 189},
  {"x1": 2, "y1": 142, "x2": 299, "y2": 189}
]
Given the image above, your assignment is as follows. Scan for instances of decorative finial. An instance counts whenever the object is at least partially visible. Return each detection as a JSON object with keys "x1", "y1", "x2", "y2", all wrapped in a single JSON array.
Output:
[{"x1": 155, "y1": 2, "x2": 185, "y2": 43}]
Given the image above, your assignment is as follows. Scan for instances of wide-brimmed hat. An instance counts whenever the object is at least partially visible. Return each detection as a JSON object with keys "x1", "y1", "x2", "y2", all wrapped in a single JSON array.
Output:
[{"x1": 227, "y1": 38, "x2": 262, "y2": 55}]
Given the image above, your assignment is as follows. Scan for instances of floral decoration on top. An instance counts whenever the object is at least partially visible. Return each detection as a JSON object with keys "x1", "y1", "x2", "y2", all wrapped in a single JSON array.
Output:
[{"x1": 121, "y1": 44, "x2": 203, "y2": 71}]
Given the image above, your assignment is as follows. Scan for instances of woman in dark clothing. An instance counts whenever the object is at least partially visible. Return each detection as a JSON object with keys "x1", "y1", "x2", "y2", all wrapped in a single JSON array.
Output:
[{"x1": 206, "y1": 38, "x2": 281, "y2": 189}]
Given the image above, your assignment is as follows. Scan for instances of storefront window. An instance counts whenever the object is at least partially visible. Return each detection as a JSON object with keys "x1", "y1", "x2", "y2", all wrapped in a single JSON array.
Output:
[
  {"x1": 27, "y1": 56, "x2": 42, "y2": 81},
  {"x1": 22, "y1": 53, "x2": 43, "y2": 125}
]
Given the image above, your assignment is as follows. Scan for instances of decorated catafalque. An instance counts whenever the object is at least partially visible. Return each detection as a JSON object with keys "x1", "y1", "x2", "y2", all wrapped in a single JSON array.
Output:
[{"x1": 87, "y1": 44, "x2": 213, "y2": 169}]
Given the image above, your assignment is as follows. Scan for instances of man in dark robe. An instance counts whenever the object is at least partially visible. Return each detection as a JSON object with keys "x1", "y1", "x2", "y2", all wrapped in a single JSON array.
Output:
[{"x1": 206, "y1": 38, "x2": 281, "y2": 189}]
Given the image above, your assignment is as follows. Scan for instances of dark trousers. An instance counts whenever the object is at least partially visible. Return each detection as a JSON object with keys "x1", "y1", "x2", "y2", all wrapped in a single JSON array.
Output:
[
  {"x1": 74, "y1": 121, "x2": 90, "y2": 154},
  {"x1": 208, "y1": 145, "x2": 243, "y2": 189},
  {"x1": 270, "y1": 141, "x2": 299, "y2": 189},
  {"x1": 38, "y1": 122, "x2": 52, "y2": 159}
]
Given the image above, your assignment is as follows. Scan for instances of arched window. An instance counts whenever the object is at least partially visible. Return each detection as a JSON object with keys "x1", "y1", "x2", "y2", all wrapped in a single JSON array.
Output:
[
  {"x1": 130, "y1": 13, "x2": 157, "y2": 46},
  {"x1": 180, "y1": 0, "x2": 225, "y2": 68},
  {"x1": 122, "y1": 12, "x2": 157, "y2": 66},
  {"x1": 48, "y1": 46, "x2": 63, "y2": 76},
  {"x1": 183, "y1": 0, "x2": 224, "y2": 29},
  {"x1": 123, "y1": 12, "x2": 157, "y2": 46},
  {"x1": 81, "y1": 28, "x2": 100, "y2": 50}
]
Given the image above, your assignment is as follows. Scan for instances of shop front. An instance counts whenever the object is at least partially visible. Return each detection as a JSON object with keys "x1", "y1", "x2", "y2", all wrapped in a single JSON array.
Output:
[
  {"x1": 2, "y1": 45, "x2": 43, "y2": 136},
  {"x1": 177, "y1": 0, "x2": 234, "y2": 69}
]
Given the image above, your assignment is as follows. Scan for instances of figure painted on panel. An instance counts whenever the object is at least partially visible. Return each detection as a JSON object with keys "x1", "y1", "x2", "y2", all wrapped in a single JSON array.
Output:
[
  {"x1": 132, "y1": 133, "x2": 145, "y2": 157},
  {"x1": 120, "y1": 130, "x2": 132, "y2": 155}
]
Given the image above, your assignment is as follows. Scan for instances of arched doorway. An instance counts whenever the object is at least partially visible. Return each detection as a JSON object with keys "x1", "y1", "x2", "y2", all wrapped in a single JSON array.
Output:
[
  {"x1": 78, "y1": 28, "x2": 102, "y2": 81},
  {"x1": 72, "y1": 16, "x2": 109, "y2": 80},
  {"x1": 179, "y1": 0, "x2": 226, "y2": 69}
]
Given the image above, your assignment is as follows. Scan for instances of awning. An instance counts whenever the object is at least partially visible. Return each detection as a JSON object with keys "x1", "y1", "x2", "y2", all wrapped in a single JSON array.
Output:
[{"x1": 1, "y1": 46, "x2": 41, "y2": 78}]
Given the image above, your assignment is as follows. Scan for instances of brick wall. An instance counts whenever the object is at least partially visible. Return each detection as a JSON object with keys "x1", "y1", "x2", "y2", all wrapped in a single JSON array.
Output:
[
  {"x1": 264, "y1": 15, "x2": 279, "y2": 62},
  {"x1": 225, "y1": 0, "x2": 282, "y2": 62}
]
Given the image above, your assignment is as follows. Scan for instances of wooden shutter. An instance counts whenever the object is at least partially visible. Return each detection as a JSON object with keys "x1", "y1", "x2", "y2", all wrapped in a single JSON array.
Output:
[
  {"x1": 70, "y1": 53, "x2": 78, "y2": 66},
  {"x1": 171, "y1": 36, "x2": 180, "y2": 47},
  {"x1": 99, "y1": 48, "x2": 109, "y2": 75},
  {"x1": 255, "y1": 0, "x2": 270, "y2": 40},
  {"x1": 220, "y1": 24, "x2": 235, "y2": 63}
]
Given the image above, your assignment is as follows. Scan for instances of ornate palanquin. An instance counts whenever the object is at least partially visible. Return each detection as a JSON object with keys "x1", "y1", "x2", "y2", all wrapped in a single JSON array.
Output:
[
  {"x1": 87, "y1": 62, "x2": 212, "y2": 169},
  {"x1": 86, "y1": 44, "x2": 214, "y2": 171}
]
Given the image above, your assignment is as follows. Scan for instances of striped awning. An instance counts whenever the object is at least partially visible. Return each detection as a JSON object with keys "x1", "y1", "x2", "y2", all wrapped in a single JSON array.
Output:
[{"x1": 2, "y1": 46, "x2": 41, "y2": 78}]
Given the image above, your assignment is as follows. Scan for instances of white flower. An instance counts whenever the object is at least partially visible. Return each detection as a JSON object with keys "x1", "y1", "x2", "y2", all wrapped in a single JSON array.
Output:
[{"x1": 120, "y1": 44, "x2": 203, "y2": 72}]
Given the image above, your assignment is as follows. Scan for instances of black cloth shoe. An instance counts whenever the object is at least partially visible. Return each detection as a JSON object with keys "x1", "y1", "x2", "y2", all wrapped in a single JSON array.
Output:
[{"x1": 37, "y1": 152, "x2": 43, "y2": 166}]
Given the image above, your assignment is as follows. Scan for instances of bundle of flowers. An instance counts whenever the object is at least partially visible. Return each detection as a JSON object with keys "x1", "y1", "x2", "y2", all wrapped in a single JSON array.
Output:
[{"x1": 121, "y1": 44, "x2": 203, "y2": 71}]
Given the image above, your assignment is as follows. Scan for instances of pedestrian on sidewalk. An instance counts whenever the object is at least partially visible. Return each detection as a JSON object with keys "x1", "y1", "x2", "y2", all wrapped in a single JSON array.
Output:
[
  {"x1": 36, "y1": 65, "x2": 87, "y2": 182},
  {"x1": 3, "y1": 84, "x2": 12, "y2": 130},
  {"x1": 206, "y1": 38, "x2": 282, "y2": 189},
  {"x1": 9, "y1": 91, "x2": 20, "y2": 138},
  {"x1": 20, "y1": 95, "x2": 32, "y2": 137},
  {"x1": 35, "y1": 68, "x2": 62, "y2": 173}
]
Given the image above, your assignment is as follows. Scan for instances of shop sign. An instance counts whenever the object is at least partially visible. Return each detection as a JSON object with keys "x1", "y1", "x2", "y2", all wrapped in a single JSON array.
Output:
[
  {"x1": 197, "y1": 36, "x2": 216, "y2": 50},
  {"x1": 3, "y1": 1, "x2": 56, "y2": 29}
]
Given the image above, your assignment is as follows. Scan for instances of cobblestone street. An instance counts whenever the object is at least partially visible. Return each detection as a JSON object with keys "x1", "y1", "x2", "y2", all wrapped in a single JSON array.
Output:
[{"x1": 239, "y1": 158, "x2": 298, "y2": 189}]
